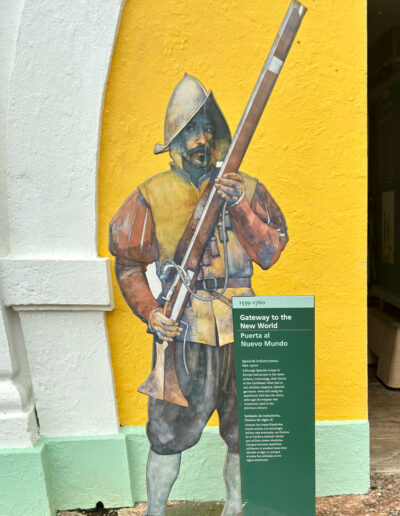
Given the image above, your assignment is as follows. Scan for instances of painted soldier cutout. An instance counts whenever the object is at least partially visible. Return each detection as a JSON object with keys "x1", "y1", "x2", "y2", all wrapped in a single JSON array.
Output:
[{"x1": 109, "y1": 74, "x2": 288, "y2": 516}]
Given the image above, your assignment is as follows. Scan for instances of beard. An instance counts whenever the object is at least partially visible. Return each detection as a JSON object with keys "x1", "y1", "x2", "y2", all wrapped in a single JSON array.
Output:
[
  {"x1": 170, "y1": 136, "x2": 215, "y2": 173},
  {"x1": 187, "y1": 145, "x2": 212, "y2": 167}
]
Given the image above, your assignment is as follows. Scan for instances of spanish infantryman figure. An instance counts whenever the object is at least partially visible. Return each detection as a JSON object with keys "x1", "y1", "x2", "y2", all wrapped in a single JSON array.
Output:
[{"x1": 109, "y1": 73, "x2": 288, "y2": 516}]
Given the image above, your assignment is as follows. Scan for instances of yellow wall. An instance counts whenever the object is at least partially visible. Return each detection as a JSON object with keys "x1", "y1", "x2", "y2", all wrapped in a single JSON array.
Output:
[{"x1": 99, "y1": 0, "x2": 367, "y2": 426}]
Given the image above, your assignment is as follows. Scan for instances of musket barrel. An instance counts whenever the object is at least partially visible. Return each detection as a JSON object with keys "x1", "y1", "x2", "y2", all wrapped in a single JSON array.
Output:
[
  {"x1": 177, "y1": 1, "x2": 307, "y2": 280},
  {"x1": 219, "y1": 1, "x2": 307, "y2": 178}
]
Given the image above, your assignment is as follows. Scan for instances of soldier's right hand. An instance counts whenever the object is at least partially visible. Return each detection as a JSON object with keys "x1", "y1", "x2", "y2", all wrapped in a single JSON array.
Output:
[{"x1": 149, "y1": 310, "x2": 182, "y2": 342}]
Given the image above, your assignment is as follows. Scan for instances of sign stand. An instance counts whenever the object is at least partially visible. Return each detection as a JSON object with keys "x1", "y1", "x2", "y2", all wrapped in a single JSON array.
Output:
[{"x1": 233, "y1": 296, "x2": 315, "y2": 516}]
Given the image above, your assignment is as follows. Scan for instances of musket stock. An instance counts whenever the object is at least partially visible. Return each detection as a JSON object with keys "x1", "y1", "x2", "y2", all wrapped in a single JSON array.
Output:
[
  {"x1": 138, "y1": 338, "x2": 189, "y2": 407},
  {"x1": 138, "y1": 0, "x2": 306, "y2": 407}
]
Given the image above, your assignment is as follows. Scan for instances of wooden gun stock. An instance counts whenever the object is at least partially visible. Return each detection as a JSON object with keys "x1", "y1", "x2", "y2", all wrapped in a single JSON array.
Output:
[
  {"x1": 139, "y1": 1, "x2": 307, "y2": 407},
  {"x1": 138, "y1": 338, "x2": 189, "y2": 407}
]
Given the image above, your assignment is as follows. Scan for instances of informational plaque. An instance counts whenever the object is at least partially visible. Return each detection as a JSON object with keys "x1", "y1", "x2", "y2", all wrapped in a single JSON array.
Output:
[{"x1": 233, "y1": 296, "x2": 315, "y2": 516}]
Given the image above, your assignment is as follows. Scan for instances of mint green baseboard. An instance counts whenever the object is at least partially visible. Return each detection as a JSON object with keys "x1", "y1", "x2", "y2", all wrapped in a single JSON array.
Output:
[
  {"x1": 0, "y1": 420, "x2": 369, "y2": 516},
  {"x1": 0, "y1": 441, "x2": 54, "y2": 516},
  {"x1": 43, "y1": 433, "x2": 133, "y2": 510},
  {"x1": 316, "y1": 420, "x2": 370, "y2": 496}
]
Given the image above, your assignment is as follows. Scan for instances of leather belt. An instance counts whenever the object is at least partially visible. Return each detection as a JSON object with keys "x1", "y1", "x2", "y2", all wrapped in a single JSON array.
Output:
[{"x1": 195, "y1": 277, "x2": 251, "y2": 291}]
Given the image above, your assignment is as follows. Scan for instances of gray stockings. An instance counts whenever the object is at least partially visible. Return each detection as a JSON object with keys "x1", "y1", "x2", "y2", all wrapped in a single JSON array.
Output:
[
  {"x1": 146, "y1": 449, "x2": 242, "y2": 516},
  {"x1": 145, "y1": 341, "x2": 241, "y2": 516}
]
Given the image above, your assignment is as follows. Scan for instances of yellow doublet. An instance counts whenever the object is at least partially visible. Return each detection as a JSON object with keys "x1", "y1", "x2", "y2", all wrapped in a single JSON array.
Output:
[{"x1": 138, "y1": 169, "x2": 258, "y2": 346}]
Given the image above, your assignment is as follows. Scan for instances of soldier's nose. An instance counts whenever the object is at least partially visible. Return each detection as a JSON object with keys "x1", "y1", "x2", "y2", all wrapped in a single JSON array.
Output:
[{"x1": 197, "y1": 132, "x2": 207, "y2": 144}]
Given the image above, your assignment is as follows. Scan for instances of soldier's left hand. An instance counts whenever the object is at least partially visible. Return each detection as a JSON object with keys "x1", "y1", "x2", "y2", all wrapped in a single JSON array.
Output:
[{"x1": 215, "y1": 173, "x2": 245, "y2": 205}]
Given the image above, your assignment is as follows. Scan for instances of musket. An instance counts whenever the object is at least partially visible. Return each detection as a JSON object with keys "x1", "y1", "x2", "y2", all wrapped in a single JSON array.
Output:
[{"x1": 138, "y1": 1, "x2": 307, "y2": 407}]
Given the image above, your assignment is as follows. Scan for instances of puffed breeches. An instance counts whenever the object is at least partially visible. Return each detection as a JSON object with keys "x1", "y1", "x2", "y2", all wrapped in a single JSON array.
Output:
[{"x1": 146, "y1": 340, "x2": 239, "y2": 455}]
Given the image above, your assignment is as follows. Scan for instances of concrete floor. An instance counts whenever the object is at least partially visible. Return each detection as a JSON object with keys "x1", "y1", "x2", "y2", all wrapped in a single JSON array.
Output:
[
  {"x1": 60, "y1": 502, "x2": 223, "y2": 515},
  {"x1": 60, "y1": 480, "x2": 400, "y2": 516},
  {"x1": 369, "y1": 365, "x2": 400, "y2": 474}
]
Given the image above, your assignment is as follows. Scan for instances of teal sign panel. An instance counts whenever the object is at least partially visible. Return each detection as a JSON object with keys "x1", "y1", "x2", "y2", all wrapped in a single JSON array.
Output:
[{"x1": 233, "y1": 296, "x2": 315, "y2": 516}]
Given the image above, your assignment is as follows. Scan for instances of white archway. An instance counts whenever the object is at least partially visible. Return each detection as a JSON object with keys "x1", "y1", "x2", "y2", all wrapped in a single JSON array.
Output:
[{"x1": 0, "y1": 0, "x2": 125, "y2": 445}]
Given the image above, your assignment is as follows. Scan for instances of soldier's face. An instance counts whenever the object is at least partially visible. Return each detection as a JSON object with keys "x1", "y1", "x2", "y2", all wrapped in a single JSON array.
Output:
[{"x1": 180, "y1": 113, "x2": 215, "y2": 168}]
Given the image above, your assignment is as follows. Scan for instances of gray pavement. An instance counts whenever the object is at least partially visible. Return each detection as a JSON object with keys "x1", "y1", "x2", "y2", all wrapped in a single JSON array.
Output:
[{"x1": 59, "y1": 473, "x2": 400, "y2": 516}]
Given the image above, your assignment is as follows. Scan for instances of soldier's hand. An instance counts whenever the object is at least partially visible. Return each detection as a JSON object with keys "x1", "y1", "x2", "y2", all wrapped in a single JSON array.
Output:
[
  {"x1": 215, "y1": 173, "x2": 245, "y2": 205},
  {"x1": 149, "y1": 310, "x2": 182, "y2": 342}
]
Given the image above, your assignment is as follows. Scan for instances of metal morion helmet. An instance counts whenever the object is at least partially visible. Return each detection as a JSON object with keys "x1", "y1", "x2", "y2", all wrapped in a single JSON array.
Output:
[{"x1": 154, "y1": 74, "x2": 231, "y2": 162}]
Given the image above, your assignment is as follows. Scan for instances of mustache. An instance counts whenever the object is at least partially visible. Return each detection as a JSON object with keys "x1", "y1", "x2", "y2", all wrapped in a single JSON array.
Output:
[{"x1": 188, "y1": 145, "x2": 211, "y2": 160}]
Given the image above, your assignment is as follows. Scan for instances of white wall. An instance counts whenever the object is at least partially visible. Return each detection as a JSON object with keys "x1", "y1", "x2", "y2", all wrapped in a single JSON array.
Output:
[
  {"x1": 0, "y1": 0, "x2": 37, "y2": 448},
  {"x1": 0, "y1": 0, "x2": 125, "y2": 446},
  {"x1": 0, "y1": 0, "x2": 24, "y2": 257}
]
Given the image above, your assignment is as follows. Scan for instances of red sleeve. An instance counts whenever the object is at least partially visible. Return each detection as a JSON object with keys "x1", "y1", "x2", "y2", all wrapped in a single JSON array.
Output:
[
  {"x1": 109, "y1": 191, "x2": 161, "y2": 323},
  {"x1": 228, "y1": 182, "x2": 288, "y2": 269}
]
